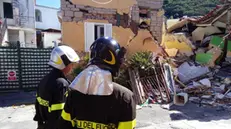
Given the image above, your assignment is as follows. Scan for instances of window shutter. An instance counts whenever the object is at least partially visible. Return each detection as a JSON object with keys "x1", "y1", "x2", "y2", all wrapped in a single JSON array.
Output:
[
  {"x1": 84, "y1": 22, "x2": 95, "y2": 52},
  {"x1": 104, "y1": 24, "x2": 112, "y2": 38}
]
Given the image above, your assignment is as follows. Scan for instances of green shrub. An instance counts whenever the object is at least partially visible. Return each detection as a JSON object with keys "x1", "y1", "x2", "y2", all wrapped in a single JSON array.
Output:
[{"x1": 129, "y1": 51, "x2": 153, "y2": 69}]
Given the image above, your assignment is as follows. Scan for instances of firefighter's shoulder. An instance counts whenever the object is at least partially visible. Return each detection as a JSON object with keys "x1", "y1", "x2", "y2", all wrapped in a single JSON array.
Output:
[
  {"x1": 112, "y1": 82, "x2": 134, "y2": 103},
  {"x1": 56, "y1": 78, "x2": 69, "y2": 87}
]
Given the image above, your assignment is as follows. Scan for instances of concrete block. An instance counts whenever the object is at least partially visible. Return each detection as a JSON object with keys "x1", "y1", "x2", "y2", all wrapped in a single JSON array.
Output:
[
  {"x1": 65, "y1": 10, "x2": 74, "y2": 17},
  {"x1": 74, "y1": 12, "x2": 83, "y2": 17}
]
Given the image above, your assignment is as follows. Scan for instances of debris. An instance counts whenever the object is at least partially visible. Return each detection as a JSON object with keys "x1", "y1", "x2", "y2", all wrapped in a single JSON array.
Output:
[
  {"x1": 196, "y1": 53, "x2": 213, "y2": 65},
  {"x1": 163, "y1": 63, "x2": 175, "y2": 94},
  {"x1": 160, "y1": 103, "x2": 173, "y2": 110},
  {"x1": 192, "y1": 26, "x2": 222, "y2": 42},
  {"x1": 198, "y1": 79, "x2": 211, "y2": 87},
  {"x1": 219, "y1": 84, "x2": 226, "y2": 91},
  {"x1": 201, "y1": 95, "x2": 213, "y2": 99},
  {"x1": 165, "y1": 48, "x2": 178, "y2": 57},
  {"x1": 177, "y1": 62, "x2": 210, "y2": 83},
  {"x1": 189, "y1": 97, "x2": 200, "y2": 101},
  {"x1": 215, "y1": 93, "x2": 225, "y2": 99},
  {"x1": 174, "y1": 92, "x2": 188, "y2": 106},
  {"x1": 136, "y1": 105, "x2": 142, "y2": 110}
]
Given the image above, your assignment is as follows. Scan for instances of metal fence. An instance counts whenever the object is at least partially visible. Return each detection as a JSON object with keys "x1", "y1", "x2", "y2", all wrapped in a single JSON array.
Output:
[{"x1": 0, "y1": 43, "x2": 52, "y2": 91}]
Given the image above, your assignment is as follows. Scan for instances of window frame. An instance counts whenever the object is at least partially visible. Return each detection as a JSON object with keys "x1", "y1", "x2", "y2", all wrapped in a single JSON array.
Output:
[
  {"x1": 84, "y1": 22, "x2": 112, "y2": 52},
  {"x1": 3, "y1": 2, "x2": 13, "y2": 19}
]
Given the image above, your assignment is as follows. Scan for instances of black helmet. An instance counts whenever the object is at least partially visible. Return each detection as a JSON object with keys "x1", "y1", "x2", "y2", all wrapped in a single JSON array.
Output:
[{"x1": 89, "y1": 37, "x2": 126, "y2": 76}]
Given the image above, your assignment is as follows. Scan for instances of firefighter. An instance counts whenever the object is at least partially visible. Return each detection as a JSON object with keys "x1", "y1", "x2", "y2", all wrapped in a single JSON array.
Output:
[
  {"x1": 59, "y1": 37, "x2": 136, "y2": 129},
  {"x1": 33, "y1": 45, "x2": 80, "y2": 129}
]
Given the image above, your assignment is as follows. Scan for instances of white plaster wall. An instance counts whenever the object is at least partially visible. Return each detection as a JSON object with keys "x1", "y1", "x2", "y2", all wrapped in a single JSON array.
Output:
[
  {"x1": 35, "y1": 5, "x2": 61, "y2": 30},
  {"x1": 43, "y1": 32, "x2": 61, "y2": 48},
  {"x1": 8, "y1": 29, "x2": 19, "y2": 42}
]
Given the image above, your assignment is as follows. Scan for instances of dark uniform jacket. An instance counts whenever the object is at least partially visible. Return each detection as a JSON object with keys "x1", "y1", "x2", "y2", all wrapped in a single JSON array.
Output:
[
  {"x1": 59, "y1": 82, "x2": 136, "y2": 129},
  {"x1": 33, "y1": 68, "x2": 70, "y2": 129}
]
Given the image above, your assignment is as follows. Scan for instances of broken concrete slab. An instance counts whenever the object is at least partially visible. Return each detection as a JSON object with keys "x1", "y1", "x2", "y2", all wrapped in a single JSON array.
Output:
[
  {"x1": 177, "y1": 62, "x2": 210, "y2": 83},
  {"x1": 163, "y1": 34, "x2": 194, "y2": 56},
  {"x1": 215, "y1": 93, "x2": 225, "y2": 99},
  {"x1": 199, "y1": 79, "x2": 212, "y2": 87},
  {"x1": 192, "y1": 26, "x2": 222, "y2": 42}
]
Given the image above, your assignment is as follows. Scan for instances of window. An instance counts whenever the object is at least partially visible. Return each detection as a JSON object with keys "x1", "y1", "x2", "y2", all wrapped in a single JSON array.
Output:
[
  {"x1": 3, "y1": 2, "x2": 13, "y2": 19},
  {"x1": 94, "y1": 25, "x2": 104, "y2": 40},
  {"x1": 35, "y1": 9, "x2": 42, "y2": 22},
  {"x1": 84, "y1": 22, "x2": 112, "y2": 52}
]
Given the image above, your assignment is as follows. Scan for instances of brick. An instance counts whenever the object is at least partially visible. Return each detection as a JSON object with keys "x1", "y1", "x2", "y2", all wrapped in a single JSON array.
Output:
[
  {"x1": 62, "y1": 7, "x2": 71, "y2": 11},
  {"x1": 66, "y1": 1, "x2": 71, "y2": 5},
  {"x1": 65, "y1": 10, "x2": 74, "y2": 17},
  {"x1": 63, "y1": 17, "x2": 72, "y2": 22},
  {"x1": 75, "y1": 4, "x2": 85, "y2": 9},
  {"x1": 71, "y1": 8, "x2": 79, "y2": 11},
  {"x1": 73, "y1": 18, "x2": 82, "y2": 22},
  {"x1": 67, "y1": 4, "x2": 75, "y2": 8},
  {"x1": 61, "y1": 0, "x2": 67, "y2": 5},
  {"x1": 74, "y1": 12, "x2": 83, "y2": 17},
  {"x1": 61, "y1": 4, "x2": 66, "y2": 8}
]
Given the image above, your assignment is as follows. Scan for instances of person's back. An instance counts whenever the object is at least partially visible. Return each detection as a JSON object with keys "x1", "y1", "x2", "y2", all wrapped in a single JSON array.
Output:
[
  {"x1": 59, "y1": 37, "x2": 136, "y2": 129},
  {"x1": 34, "y1": 45, "x2": 80, "y2": 129},
  {"x1": 60, "y1": 65, "x2": 136, "y2": 129}
]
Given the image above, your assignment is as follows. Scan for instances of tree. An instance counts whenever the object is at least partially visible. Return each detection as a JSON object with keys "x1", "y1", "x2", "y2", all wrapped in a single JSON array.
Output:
[{"x1": 163, "y1": 0, "x2": 221, "y2": 18}]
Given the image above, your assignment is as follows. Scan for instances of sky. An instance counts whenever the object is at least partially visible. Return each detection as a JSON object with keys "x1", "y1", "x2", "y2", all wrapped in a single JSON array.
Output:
[{"x1": 36, "y1": 0, "x2": 60, "y2": 8}]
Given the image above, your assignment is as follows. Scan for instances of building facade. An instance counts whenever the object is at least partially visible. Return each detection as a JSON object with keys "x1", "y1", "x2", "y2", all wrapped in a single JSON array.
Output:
[
  {"x1": 60, "y1": 0, "x2": 164, "y2": 55},
  {"x1": 35, "y1": 5, "x2": 61, "y2": 48},
  {"x1": 0, "y1": 0, "x2": 36, "y2": 47}
]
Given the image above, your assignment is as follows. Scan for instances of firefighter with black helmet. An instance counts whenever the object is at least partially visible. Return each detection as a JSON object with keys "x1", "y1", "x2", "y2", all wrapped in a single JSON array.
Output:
[
  {"x1": 33, "y1": 45, "x2": 80, "y2": 129},
  {"x1": 59, "y1": 37, "x2": 136, "y2": 129}
]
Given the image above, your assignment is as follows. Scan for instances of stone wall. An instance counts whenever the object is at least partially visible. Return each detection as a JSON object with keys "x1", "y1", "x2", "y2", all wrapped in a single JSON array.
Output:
[
  {"x1": 61, "y1": 0, "x2": 117, "y2": 25},
  {"x1": 61, "y1": 0, "x2": 163, "y2": 43}
]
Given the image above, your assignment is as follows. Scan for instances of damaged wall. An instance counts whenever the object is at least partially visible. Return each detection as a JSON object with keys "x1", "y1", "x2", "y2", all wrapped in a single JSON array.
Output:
[
  {"x1": 61, "y1": 0, "x2": 164, "y2": 55},
  {"x1": 62, "y1": 20, "x2": 162, "y2": 56}
]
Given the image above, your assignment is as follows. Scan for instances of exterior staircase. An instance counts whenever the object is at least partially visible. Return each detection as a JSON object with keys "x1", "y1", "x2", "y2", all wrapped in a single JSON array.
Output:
[{"x1": 0, "y1": 18, "x2": 7, "y2": 45}]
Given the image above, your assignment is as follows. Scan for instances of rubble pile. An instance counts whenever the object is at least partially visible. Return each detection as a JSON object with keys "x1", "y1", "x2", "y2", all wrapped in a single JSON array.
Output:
[
  {"x1": 161, "y1": 2, "x2": 231, "y2": 107},
  {"x1": 121, "y1": 2, "x2": 231, "y2": 108}
]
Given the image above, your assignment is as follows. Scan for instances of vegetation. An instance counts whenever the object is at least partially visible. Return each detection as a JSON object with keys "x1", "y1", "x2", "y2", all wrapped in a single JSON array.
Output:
[
  {"x1": 163, "y1": 0, "x2": 221, "y2": 18},
  {"x1": 71, "y1": 54, "x2": 89, "y2": 77}
]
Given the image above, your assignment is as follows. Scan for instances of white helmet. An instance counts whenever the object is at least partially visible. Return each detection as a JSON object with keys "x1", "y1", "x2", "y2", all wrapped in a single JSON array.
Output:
[{"x1": 48, "y1": 45, "x2": 80, "y2": 70}]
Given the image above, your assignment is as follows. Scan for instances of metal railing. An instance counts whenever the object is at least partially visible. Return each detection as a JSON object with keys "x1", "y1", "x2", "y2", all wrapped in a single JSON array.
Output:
[{"x1": 0, "y1": 42, "x2": 52, "y2": 91}]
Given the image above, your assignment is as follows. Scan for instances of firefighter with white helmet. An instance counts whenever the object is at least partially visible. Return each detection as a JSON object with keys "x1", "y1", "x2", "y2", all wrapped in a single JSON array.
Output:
[{"x1": 33, "y1": 45, "x2": 80, "y2": 129}]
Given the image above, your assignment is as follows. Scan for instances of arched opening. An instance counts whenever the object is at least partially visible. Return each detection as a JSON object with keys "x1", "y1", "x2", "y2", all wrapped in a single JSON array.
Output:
[{"x1": 35, "y1": 9, "x2": 42, "y2": 22}]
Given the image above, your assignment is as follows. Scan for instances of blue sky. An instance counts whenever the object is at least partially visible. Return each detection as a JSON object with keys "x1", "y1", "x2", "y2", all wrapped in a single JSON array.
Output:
[{"x1": 37, "y1": 0, "x2": 60, "y2": 8}]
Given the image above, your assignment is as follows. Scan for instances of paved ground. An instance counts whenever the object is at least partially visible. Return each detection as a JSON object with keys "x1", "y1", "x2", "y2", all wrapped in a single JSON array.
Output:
[{"x1": 1, "y1": 92, "x2": 231, "y2": 129}]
